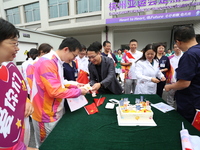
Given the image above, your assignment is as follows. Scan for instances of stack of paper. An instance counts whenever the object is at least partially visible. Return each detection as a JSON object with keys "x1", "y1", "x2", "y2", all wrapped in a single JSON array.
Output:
[{"x1": 151, "y1": 102, "x2": 175, "y2": 113}]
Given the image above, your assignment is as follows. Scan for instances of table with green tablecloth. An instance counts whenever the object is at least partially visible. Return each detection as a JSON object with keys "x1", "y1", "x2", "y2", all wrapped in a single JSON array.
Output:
[{"x1": 40, "y1": 94, "x2": 200, "y2": 150}]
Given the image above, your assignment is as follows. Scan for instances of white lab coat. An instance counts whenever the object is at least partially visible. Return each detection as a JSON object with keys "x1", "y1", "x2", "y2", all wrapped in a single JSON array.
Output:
[
  {"x1": 21, "y1": 58, "x2": 33, "y2": 94},
  {"x1": 134, "y1": 59, "x2": 164, "y2": 94}
]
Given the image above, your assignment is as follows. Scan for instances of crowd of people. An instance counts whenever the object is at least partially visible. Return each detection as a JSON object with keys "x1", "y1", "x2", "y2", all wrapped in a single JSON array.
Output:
[{"x1": 1, "y1": 17, "x2": 200, "y2": 150}]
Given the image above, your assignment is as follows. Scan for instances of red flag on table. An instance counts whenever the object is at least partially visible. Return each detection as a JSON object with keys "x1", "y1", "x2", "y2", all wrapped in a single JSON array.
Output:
[
  {"x1": 192, "y1": 109, "x2": 200, "y2": 131},
  {"x1": 94, "y1": 97, "x2": 106, "y2": 107},
  {"x1": 84, "y1": 103, "x2": 99, "y2": 115},
  {"x1": 125, "y1": 52, "x2": 135, "y2": 59},
  {"x1": 77, "y1": 69, "x2": 89, "y2": 84}
]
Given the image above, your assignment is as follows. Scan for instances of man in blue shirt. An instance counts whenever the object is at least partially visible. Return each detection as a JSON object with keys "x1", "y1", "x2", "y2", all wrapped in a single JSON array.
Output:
[
  {"x1": 165, "y1": 25, "x2": 200, "y2": 123},
  {"x1": 101, "y1": 40, "x2": 118, "y2": 64}
]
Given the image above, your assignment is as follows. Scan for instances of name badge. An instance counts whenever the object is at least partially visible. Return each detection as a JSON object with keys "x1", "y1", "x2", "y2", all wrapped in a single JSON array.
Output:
[{"x1": 160, "y1": 63, "x2": 165, "y2": 68}]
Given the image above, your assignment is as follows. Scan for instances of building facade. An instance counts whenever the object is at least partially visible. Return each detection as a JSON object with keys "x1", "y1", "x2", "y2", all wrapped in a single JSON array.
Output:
[{"x1": 0, "y1": 0, "x2": 200, "y2": 51}]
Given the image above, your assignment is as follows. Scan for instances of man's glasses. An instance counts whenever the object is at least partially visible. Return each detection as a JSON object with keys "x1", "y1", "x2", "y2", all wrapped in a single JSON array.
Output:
[
  {"x1": 88, "y1": 54, "x2": 98, "y2": 60},
  {"x1": 71, "y1": 52, "x2": 77, "y2": 58},
  {"x1": 6, "y1": 42, "x2": 19, "y2": 47}
]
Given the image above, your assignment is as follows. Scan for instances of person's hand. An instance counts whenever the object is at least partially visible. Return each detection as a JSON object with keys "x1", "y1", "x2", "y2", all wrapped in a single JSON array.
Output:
[
  {"x1": 25, "y1": 102, "x2": 34, "y2": 117},
  {"x1": 164, "y1": 84, "x2": 171, "y2": 92},
  {"x1": 92, "y1": 90, "x2": 97, "y2": 97},
  {"x1": 91, "y1": 83, "x2": 101, "y2": 91},
  {"x1": 151, "y1": 78, "x2": 160, "y2": 83},
  {"x1": 128, "y1": 62, "x2": 132, "y2": 66},
  {"x1": 80, "y1": 87, "x2": 88, "y2": 95},
  {"x1": 160, "y1": 69, "x2": 164, "y2": 72},
  {"x1": 160, "y1": 77, "x2": 166, "y2": 81}
]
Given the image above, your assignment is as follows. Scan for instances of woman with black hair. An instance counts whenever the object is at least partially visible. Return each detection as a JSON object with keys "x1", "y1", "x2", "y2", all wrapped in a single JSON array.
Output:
[
  {"x1": 134, "y1": 44, "x2": 166, "y2": 94},
  {"x1": 155, "y1": 43, "x2": 170, "y2": 97}
]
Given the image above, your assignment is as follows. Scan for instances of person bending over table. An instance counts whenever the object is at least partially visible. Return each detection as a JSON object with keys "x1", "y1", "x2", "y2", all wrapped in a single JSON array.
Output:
[
  {"x1": 31, "y1": 37, "x2": 88, "y2": 148},
  {"x1": 87, "y1": 41, "x2": 123, "y2": 94}
]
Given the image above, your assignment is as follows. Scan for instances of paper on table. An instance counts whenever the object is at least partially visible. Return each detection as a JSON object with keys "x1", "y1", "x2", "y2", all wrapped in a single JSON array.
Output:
[
  {"x1": 151, "y1": 102, "x2": 175, "y2": 113},
  {"x1": 67, "y1": 95, "x2": 88, "y2": 112}
]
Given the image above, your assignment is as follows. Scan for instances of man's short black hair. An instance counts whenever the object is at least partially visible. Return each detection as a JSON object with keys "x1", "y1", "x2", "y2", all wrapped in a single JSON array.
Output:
[
  {"x1": 87, "y1": 41, "x2": 102, "y2": 53},
  {"x1": 174, "y1": 25, "x2": 195, "y2": 42},
  {"x1": 59, "y1": 37, "x2": 82, "y2": 52},
  {"x1": 103, "y1": 40, "x2": 111, "y2": 47},
  {"x1": 81, "y1": 44, "x2": 87, "y2": 51},
  {"x1": 0, "y1": 18, "x2": 19, "y2": 43},
  {"x1": 129, "y1": 39, "x2": 138, "y2": 43}
]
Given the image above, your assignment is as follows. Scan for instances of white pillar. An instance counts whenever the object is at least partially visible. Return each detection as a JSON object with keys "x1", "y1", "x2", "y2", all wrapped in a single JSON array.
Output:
[
  {"x1": 69, "y1": 0, "x2": 76, "y2": 24},
  {"x1": 39, "y1": 0, "x2": 49, "y2": 30},
  {"x1": 19, "y1": 6, "x2": 25, "y2": 24}
]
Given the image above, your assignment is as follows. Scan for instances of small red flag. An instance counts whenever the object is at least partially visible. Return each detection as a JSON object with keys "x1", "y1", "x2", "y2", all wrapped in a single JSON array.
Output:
[
  {"x1": 125, "y1": 52, "x2": 135, "y2": 59},
  {"x1": 77, "y1": 69, "x2": 89, "y2": 84},
  {"x1": 94, "y1": 97, "x2": 106, "y2": 107},
  {"x1": 192, "y1": 110, "x2": 200, "y2": 131},
  {"x1": 74, "y1": 58, "x2": 78, "y2": 69},
  {"x1": 84, "y1": 103, "x2": 99, "y2": 115}
]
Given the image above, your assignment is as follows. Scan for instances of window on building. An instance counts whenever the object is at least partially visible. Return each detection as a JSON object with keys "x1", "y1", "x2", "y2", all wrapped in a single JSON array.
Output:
[
  {"x1": 76, "y1": 0, "x2": 101, "y2": 14},
  {"x1": 6, "y1": 7, "x2": 21, "y2": 25},
  {"x1": 24, "y1": 2, "x2": 41, "y2": 23},
  {"x1": 48, "y1": 0, "x2": 69, "y2": 18}
]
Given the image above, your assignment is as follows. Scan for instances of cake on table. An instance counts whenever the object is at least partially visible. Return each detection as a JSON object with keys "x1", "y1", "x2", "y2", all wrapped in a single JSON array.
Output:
[{"x1": 116, "y1": 98, "x2": 157, "y2": 126}]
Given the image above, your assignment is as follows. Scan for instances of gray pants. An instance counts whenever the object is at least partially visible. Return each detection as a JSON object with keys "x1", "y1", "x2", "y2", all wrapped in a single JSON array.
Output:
[
  {"x1": 166, "y1": 89, "x2": 177, "y2": 109},
  {"x1": 124, "y1": 79, "x2": 137, "y2": 94},
  {"x1": 32, "y1": 118, "x2": 60, "y2": 148}
]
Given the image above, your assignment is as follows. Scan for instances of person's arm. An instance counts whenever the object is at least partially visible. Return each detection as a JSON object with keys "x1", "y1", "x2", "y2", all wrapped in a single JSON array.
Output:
[
  {"x1": 88, "y1": 63, "x2": 97, "y2": 85},
  {"x1": 157, "y1": 67, "x2": 165, "y2": 81},
  {"x1": 37, "y1": 60, "x2": 82, "y2": 98},
  {"x1": 91, "y1": 58, "x2": 116, "y2": 91},
  {"x1": 25, "y1": 98, "x2": 34, "y2": 117},
  {"x1": 135, "y1": 61, "x2": 152, "y2": 81},
  {"x1": 161, "y1": 57, "x2": 170, "y2": 72},
  {"x1": 164, "y1": 79, "x2": 191, "y2": 91},
  {"x1": 120, "y1": 53, "x2": 132, "y2": 66},
  {"x1": 135, "y1": 61, "x2": 162, "y2": 83},
  {"x1": 120, "y1": 62, "x2": 132, "y2": 66},
  {"x1": 112, "y1": 53, "x2": 118, "y2": 64},
  {"x1": 101, "y1": 58, "x2": 116, "y2": 87},
  {"x1": 88, "y1": 63, "x2": 100, "y2": 91}
]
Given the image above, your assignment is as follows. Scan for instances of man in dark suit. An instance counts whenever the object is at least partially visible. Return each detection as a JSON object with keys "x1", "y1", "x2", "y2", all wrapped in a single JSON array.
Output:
[{"x1": 87, "y1": 41, "x2": 123, "y2": 94}]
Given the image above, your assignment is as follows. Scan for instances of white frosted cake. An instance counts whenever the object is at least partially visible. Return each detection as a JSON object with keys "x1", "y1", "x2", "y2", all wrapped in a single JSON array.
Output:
[
  {"x1": 119, "y1": 104, "x2": 153, "y2": 121},
  {"x1": 116, "y1": 100, "x2": 156, "y2": 126}
]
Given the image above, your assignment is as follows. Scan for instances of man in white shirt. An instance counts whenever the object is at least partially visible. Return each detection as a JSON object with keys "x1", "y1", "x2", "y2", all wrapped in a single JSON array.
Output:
[
  {"x1": 75, "y1": 45, "x2": 89, "y2": 73},
  {"x1": 121, "y1": 39, "x2": 142, "y2": 94},
  {"x1": 75, "y1": 45, "x2": 89, "y2": 84}
]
